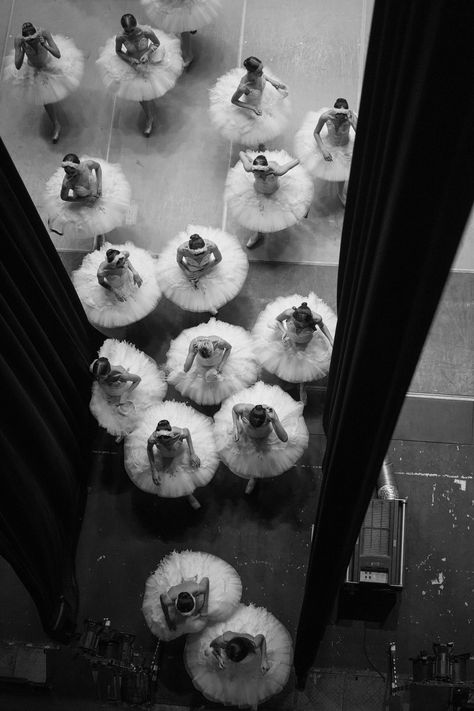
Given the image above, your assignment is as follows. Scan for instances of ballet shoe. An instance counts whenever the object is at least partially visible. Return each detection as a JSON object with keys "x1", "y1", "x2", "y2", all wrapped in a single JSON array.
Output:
[
  {"x1": 245, "y1": 479, "x2": 256, "y2": 495},
  {"x1": 143, "y1": 118, "x2": 154, "y2": 137},
  {"x1": 189, "y1": 496, "x2": 201, "y2": 510},
  {"x1": 209, "y1": 307, "x2": 218, "y2": 315},
  {"x1": 246, "y1": 232, "x2": 264, "y2": 249},
  {"x1": 51, "y1": 123, "x2": 61, "y2": 144}
]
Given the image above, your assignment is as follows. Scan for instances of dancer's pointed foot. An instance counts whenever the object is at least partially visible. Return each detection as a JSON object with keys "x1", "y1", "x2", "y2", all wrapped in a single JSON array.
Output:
[
  {"x1": 209, "y1": 307, "x2": 218, "y2": 315},
  {"x1": 246, "y1": 232, "x2": 264, "y2": 249},
  {"x1": 299, "y1": 384, "x2": 308, "y2": 405},
  {"x1": 188, "y1": 494, "x2": 201, "y2": 510},
  {"x1": 143, "y1": 117, "x2": 154, "y2": 137},
  {"x1": 245, "y1": 478, "x2": 256, "y2": 495},
  {"x1": 51, "y1": 122, "x2": 61, "y2": 144}
]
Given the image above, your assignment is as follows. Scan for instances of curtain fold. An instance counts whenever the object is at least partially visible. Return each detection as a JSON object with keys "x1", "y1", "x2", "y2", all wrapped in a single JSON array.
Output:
[
  {"x1": 0, "y1": 138, "x2": 100, "y2": 641},
  {"x1": 294, "y1": 0, "x2": 474, "y2": 683}
]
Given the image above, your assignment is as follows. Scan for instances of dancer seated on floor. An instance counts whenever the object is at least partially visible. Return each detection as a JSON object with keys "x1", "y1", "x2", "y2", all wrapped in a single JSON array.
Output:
[
  {"x1": 160, "y1": 576, "x2": 210, "y2": 632},
  {"x1": 177, "y1": 233, "x2": 223, "y2": 291},
  {"x1": 232, "y1": 403, "x2": 288, "y2": 494},
  {"x1": 147, "y1": 419, "x2": 201, "y2": 507},
  {"x1": 276, "y1": 301, "x2": 333, "y2": 403},
  {"x1": 209, "y1": 632, "x2": 269, "y2": 674},
  {"x1": 90, "y1": 356, "x2": 141, "y2": 413},
  {"x1": 183, "y1": 336, "x2": 232, "y2": 379},
  {"x1": 231, "y1": 56, "x2": 288, "y2": 149},
  {"x1": 97, "y1": 249, "x2": 143, "y2": 302}
]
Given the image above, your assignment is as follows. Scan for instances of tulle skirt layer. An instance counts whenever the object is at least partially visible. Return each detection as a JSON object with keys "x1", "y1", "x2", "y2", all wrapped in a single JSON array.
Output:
[
  {"x1": 141, "y1": 0, "x2": 222, "y2": 32},
  {"x1": 185, "y1": 603, "x2": 293, "y2": 708},
  {"x1": 90, "y1": 339, "x2": 167, "y2": 437},
  {"x1": 44, "y1": 158, "x2": 131, "y2": 239},
  {"x1": 3, "y1": 36, "x2": 84, "y2": 105},
  {"x1": 294, "y1": 109, "x2": 355, "y2": 181},
  {"x1": 72, "y1": 242, "x2": 161, "y2": 328},
  {"x1": 166, "y1": 318, "x2": 258, "y2": 405},
  {"x1": 225, "y1": 150, "x2": 313, "y2": 233},
  {"x1": 252, "y1": 293, "x2": 337, "y2": 382},
  {"x1": 213, "y1": 382, "x2": 309, "y2": 480},
  {"x1": 209, "y1": 68, "x2": 291, "y2": 146},
  {"x1": 124, "y1": 400, "x2": 218, "y2": 497},
  {"x1": 96, "y1": 29, "x2": 183, "y2": 101},
  {"x1": 142, "y1": 550, "x2": 242, "y2": 640},
  {"x1": 155, "y1": 225, "x2": 248, "y2": 312}
]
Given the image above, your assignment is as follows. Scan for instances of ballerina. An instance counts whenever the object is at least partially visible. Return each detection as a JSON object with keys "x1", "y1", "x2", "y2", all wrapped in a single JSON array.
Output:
[
  {"x1": 155, "y1": 225, "x2": 249, "y2": 314},
  {"x1": 225, "y1": 150, "x2": 314, "y2": 248},
  {"x1": 3, "y1": 21, "x2": 84, "y2": 143},
  {"x1": 185, "y1": 602, "x2": 293, "y2": 710},
  {"x1": 89, "y1": 340, "x2": 167, "y2": 440},
  {"x1": 166, "y1": 318, "x2": 259, "y2": 405},
  {"x1": 294, "y1": 97, "x2": 358, "y2": 206},
  {"x1": 142, "y1": 549, "x2": 242, "y2": 641},
  {"x1": 124, "y1": 401, "x2": 219, "y2": 509},
  {"x1": 72, "y1": 241, "x2": 161, "y2": 329},
  {"x1": 140, "y1": 0, "x2": 222, "y2": 67},
  {"x1": 252, "y1": 294, "x2": 336, "y2": 404},
  {"x1": 43, "y1": 153, "x2": 132, "y2": 248},
  {"x1": 96, "y1": 13, "x2": 183, "y2": 136},
  {"x1": 213, "y1": 381, "x2": 309, "y2": 495},
  {"x1": 209, "y1": 56, "x2": 290, "y2": 148}
]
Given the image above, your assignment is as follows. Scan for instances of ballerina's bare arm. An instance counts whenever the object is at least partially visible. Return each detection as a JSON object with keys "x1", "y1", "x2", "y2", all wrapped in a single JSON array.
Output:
[
  {"x1": 231, "y1": 80, "x2": 261, "y2": 115},
  {"x1": 275, "y1": 308, "x2": 293, "y2": 337},
  {"x1": 115, "y1": 34, "x2": 138, "y2": 65},
  {"x1": 317, "y1": 319, "x2": 334, "y2": 347},
  {"x1": 265, "y1": 406, "x2": 288, "y2": 442},
  {"x1": 313, "y1": 112, "x2": 333, "y2": 160},
  {"x1": 272, "y1": 158, "x2": 300, "y2": 176},
  {"x1": 182, "y1": 427, "x2": 200, "y2": 468},
  {"x1": 239, "y1": 151, "x2": 255, "y2": 172},
  {"x1": 160, "y1": 591, "x2": 178, "y2": 630},
  {"x1": 96, "y1": 261, "x2": 113, "y2": 289},
  {"x1": 14, "y1": 36, "x2": 27, "y2": 69},
  {"x1": 82, "y1": 160, "x2": 102, "y2": 197},
  {"x1": 41, "y1": 30, "x2": 60, "y2": 59},
  {"x1": 254, "y1": 634, "x2": 270, "y2": 672},
  {"x1": 198, "y1": 577, "x2": 210, "y2": 614},
  {"x1": 183, "y1": 339, "x2": 200, "y2": 372},
  {"x1": 347, "y1": 109, "x2": 358, "y2": 130},
  {"x1": 125, "y1": 259, "x2": 143, "y2": 287},
  {"x1": 263, "y1": 73, "x2": 287, "y2": 92},
  {"x1": 142, "y1": 27, "x2": 161, "y2": 58},
  {"x1": 147, "y1": 435, "x2": 158, "y2": 471},
  {"x1": 232, "y1": 403, "x2": 251, "y2": 440},
  {"x1": 214, "y1": 338, "x2": 232, "y2": 372}
]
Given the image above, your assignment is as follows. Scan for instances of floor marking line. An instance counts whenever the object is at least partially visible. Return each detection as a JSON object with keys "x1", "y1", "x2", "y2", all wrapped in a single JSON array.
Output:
[
  {"x1": 105, "y1": 95, "x2": 117, "y2": 163},
  {"x1": 400, "y1": 472, "x2": 472, "y2": 480}
]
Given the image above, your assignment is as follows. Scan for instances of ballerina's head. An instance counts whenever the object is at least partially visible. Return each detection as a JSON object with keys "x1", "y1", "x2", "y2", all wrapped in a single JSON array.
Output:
[
  {"x1": 175, "y1": 592, "x2": 196, "y2": 616},
  {"x1": 154, "y1": 419, "x2": 174, "y2": 440},
  {"x1": 292, "y1": 302, "x2": 317, "y2": 331},
  {"x1": 188, "y1": 234, "x2": 207, "y2": 255},
  {"x1": 252, "y1": 155, "x2": 269, "y2": 173},
  {"x1": 89, "y1": 357, "x2": 111, "y2": 379},
  {"x1": 121, "y1": 13, "x2": 137, "y2": 34},
  {"x1": 61, "y1": 153, "x2": 81, "y2": 175},
  {"x1": 197, "y1": 339, "x2": 214, "y2": 359},
  {"x1": 248, "y1": 404, "x2": 268, "y2": 428},
  {"x1": 225, "y1": 636, "x2": 256, "y2": 662},
  {"x1": 243, "y1": 56, "x2": 263, "y2": 78},
  {"x1": 333, "y1": 98, "x2": 350, "y2": 120},
  {"x1": 106, "y1": 249, "x2": 129, "y2": 268},
  {"x1": 21, "y1": 22, "x2": 39, "y2": 40}
]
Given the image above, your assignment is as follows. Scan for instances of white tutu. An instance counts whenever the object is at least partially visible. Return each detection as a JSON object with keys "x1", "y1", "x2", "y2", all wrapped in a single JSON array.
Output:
[
  {"x1": 252, "y1": 293, "x2": 337, "y2": 383},
  {"x1": 44, "y1": 157, "x2": 131, "y2": 239},
  {"x1": 294, "y1": 109, "x2": 355, "y2": 181},
  {"x1": 3, "y1": 35, "x2": 84, "y2": 105},
  {"x1": 155, "y1": 225, "x2": 249, "y2": 313},
  {"x1": 96, "y1": 28, "x2": 183, "y2": 102},
  {"x1": 142, "y1": 550, "x2": 242, "y2": 641},
  {"x1": 213, "y1": 382, "x2": 308, "y2": 480},
  {"x1": 166, "y1": 318, "x2": 259, "y2": 405},
  {"x1": 209, "y1": 67, "x2": 291, "y2": 147},
  {"x1": 225, "y1": 150, "x2": 314, "y2": 233},
  {"x1": 141, "y1": 0, "x2": 222, "y2": 32},
  {"x1": 90, "y1": 339, "x2": 167, "y2": 437},
  {"x1": 185, "y1": 603, "x2": 293, "y2": 709},
  {"x1": 124, "y1": 401, "x2": 218, "y2": 497},
  {"x1": 72, "y1": 242, "x2": 161, "y2": 328}
]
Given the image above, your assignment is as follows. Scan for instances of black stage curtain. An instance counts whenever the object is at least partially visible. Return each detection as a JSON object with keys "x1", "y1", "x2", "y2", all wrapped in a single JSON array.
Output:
[
  {"x1": 294, "y1": 0, "x2": 474, "y2": 684},
  {"x1": 0, "y1": 139, "x2": 99, "y2": 641}
]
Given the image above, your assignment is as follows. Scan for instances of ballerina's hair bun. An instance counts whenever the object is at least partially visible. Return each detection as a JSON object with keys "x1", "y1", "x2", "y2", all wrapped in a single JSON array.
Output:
[
  {"x1": 90, "y1": 356, "x2": 110, "y2": 377},
  {"x1": 22, "y1": 22, "x2": 36, "y2": 36},
  {"x1": 226, "y1": 636, "x2": 255, "y2": 663},
  {"x1": 121, "y1": 13, "x2": 137, "y2": 30},
  {"x1": 243, "y1": 56, "x2": 262, "y2": 72},
  {"x1": 188, "y1": 234, "x2": 205, "y2": 249},
  {"x1": 156, "y1": 419, "x2": 172, "y2": 431}
]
